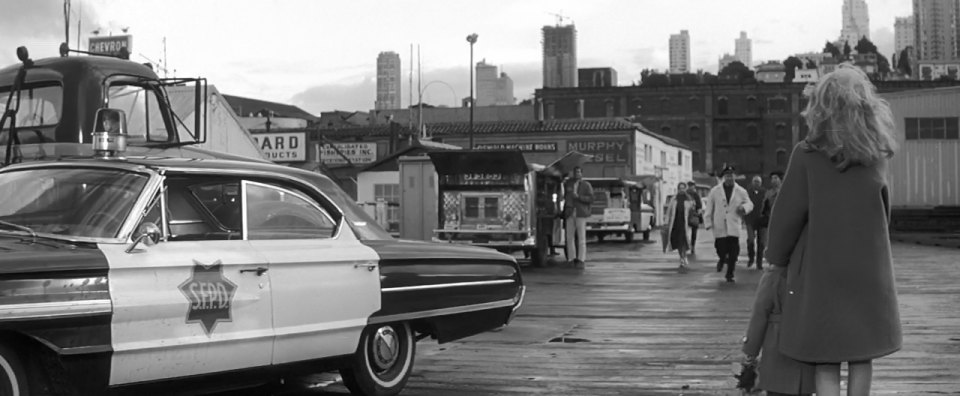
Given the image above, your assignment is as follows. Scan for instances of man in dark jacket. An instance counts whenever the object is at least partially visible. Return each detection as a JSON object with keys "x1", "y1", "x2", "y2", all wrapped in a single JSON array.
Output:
[
  {"x1": 758, "y1": 171, "x2": 784, "y2": 263},
  {"x1": 686, "y1": 181, "x2": 703, "y2": 255},
  {"x1": 744, "y1": 175, "x2": 766, "y2": 269},
  {"x1": 563, "y1": 166, "x2": 593, "y2": 269}
]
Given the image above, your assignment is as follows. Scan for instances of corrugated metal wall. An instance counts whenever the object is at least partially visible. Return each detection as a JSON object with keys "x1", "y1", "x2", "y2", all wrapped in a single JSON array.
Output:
[{"x1": 884, "y1": 88, "x2": 960, "y2": 208}]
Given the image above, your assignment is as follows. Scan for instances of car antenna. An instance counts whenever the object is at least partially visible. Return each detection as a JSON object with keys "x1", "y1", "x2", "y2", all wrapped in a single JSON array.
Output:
[{"x1": 1, "y1": 47, "x2": 35, "y2": 167}]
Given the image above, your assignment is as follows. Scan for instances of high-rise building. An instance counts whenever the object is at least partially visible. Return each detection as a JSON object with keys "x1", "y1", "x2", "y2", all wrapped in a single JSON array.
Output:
[
  {"x1": 913, "y1": 0, "x2": 960, "y2": 80},
  {"x1": 914, "y1": 0, "x2": 960, "y2": 61},
  {"x1": 895, "y1": 16, "x2": 916, "y2": 55},
  {"x1": 375, "y1": 52, "x2": 401, "y2": 110},
  {"x1": 669, "y1": 30, "x2": 691, "y2": 74},
  {"x1": 735, "y1": 31, "x2": 752, "y2": 68},
  {"x1": 839, "y1": 0, "x2": 870, "y2": 47},
  {"x1": 542, "y1": 24, "x2": 578, "y2": 88},
  {"x1": 476, "y1": 60, "x2": 515, "y2": 106}
]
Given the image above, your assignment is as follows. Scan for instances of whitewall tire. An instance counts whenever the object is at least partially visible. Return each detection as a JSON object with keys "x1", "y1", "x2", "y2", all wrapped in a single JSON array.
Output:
[{"x1": 341, "y1": 322, "x2": 415, "y2": 396}]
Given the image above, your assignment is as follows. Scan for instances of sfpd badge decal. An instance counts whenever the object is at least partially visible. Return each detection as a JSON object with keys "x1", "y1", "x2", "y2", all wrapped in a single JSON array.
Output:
[{"x1": 178, "y1": 260, "x2": 238, "y2": 336}]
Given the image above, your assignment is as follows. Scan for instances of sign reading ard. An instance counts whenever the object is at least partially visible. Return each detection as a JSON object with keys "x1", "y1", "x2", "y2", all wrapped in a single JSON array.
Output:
[
  {"x1": 320, "y1": 142, "x2": 377, "y2": 165},
  {"x1": 88, "y1": 35, "x2": 132, "y2": 59},
  {"x1": 567, "y1": 138, "x2": 631, "y2": 163},
  {"x1": 474, "y1": 142, "x2": 558, "y2": 152},
  {"x1": 252, "y1": 132, "x2": 306, "y2": 162}
]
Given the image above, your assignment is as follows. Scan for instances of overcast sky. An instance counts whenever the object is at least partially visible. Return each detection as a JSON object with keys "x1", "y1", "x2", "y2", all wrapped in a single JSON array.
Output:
[{"x1": 0, "y1": 0, "x2": 910, "y2": 115}]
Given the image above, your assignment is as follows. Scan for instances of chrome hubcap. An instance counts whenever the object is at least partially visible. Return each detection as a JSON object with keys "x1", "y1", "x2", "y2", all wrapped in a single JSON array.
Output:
[{"x1": 370, "y1": 326, "x2": 399, "y2": 371}]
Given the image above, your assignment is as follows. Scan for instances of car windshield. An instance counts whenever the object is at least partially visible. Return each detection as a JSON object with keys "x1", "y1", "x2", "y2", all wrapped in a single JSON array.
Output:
[{"x1": 0, "y1": 167, "x2": 149, "y2": 240}]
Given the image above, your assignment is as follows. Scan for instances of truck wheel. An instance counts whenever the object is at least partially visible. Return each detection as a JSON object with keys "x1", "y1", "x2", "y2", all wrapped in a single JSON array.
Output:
[
  {"x1": 341, "y1": 323, "x2": 415, "y2": 396},
  {"x1": 597, "y1": 234, "x2": 605, "y2": 243},
  {"x1": 625, "y1": 231, "x2": 634, "y2": 243},
  {"x1": 0, "y1": 343, "x2": 28, "y2": 396},
  {"x1": 642, "y1": 230, "x2": 651, "y2": 241}
]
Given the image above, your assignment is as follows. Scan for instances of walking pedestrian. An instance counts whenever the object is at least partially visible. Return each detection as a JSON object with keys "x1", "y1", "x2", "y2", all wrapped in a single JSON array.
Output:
[
  {"x1": 664, "y1": 182, "x2": 694, "y2": 272},
  {"x1": 704, "y1": 165, "x2": 752, "y2": 283},
  {"x1": 745, "y1": 175, "x2": 766, "y2": 269},
  {"x1": 757, "y1": 171, "x2": 784, "y2": 260},
  {"x1": 563, "y1": 166, "x2": 594, "y2": 269},
  {"x1": 685, "y1": 181, "x2": 703, "y2": 255},
  {"x1": 765, "y1": 64, "x2": 901, "y2": 396},
  {"x1": 739, "y1": 265, "x2": 816, "y2": 395}
]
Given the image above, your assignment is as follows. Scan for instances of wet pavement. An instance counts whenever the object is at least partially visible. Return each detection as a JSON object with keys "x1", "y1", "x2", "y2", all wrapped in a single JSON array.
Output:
[{"x1": 242, "y1": 234, "x2": 960, "y2": 395}]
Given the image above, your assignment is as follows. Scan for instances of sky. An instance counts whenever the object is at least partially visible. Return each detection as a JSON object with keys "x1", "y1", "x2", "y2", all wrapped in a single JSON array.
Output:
[{"x1": 0, "y1": 0, "x2": 911, "y2": 116}]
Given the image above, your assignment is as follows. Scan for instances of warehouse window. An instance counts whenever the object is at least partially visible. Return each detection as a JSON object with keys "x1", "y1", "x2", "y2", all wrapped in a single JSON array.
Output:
[{"x1": 905, "y1": 117, "x2": 959, "y2": 140}]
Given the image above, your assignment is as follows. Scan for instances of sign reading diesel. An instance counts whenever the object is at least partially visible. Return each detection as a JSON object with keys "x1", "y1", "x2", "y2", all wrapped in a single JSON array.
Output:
[{"x1": 567, "y1": 138, "x2": 631, "y2": 163}]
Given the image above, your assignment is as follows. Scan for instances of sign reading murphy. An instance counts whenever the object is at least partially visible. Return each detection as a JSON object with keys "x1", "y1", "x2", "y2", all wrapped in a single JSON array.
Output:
[{"x1": 566, "y1": 138, "x2": 631, "y2": 164}]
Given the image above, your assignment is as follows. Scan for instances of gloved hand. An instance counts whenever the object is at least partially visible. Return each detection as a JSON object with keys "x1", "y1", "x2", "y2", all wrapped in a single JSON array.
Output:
[{"x1": 734, "y1": 355, "x2": 758, "y2": 391}]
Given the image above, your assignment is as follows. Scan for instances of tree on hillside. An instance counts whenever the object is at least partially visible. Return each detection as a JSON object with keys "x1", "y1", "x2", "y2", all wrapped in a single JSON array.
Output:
[
  {"x1": 897, "y1": 48, "x2": 912, "y2": 76},
  {"x1": 719, "y1": 61, "x2": 755, "y2": 83},
  {"x1": 783, "y1": 56, "x2": 803, "y2": 82},
  {"x1": 843, "y1": 42, "x2": 852, "y2": 57},
  {"x1": 855, "y1": 37, "x2": 878, "y2": 54},
  {"x1": 823, "y1": 41, "x2": 842, "y2": 58},
  {"x1": 641, "y1": 72, "x2": 669, "y2": 87},
  {"x1": 806, "y1": 59, "x2": 817, "y2": 69},
  {"x1": 701, "y1": 72, "x2": 719, "y2": 85},
  {"x1": 877, "y1": 53, "x2": 892, "y2": 76}
]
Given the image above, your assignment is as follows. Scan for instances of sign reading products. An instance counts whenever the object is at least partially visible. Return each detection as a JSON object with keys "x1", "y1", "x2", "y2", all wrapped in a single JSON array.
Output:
[
  {"x1": 252, "y1": 132, "x2": 306, "y2": 162},
  {"x1": 320, "y1": 142, "x2": 377, "y2": 165},
  {"x1": 474, "y1": 142, "x2": 558, "y2": 152},
  {"x1": 88, "y1": 35, "x2": 133, "y2": 59},
  {"x1": 567, "y1": 138, "x2": 631, "y2": 163}
]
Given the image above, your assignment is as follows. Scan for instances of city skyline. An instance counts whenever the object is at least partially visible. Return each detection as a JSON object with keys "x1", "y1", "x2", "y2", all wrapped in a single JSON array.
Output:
[{"x1": 0, "y1": 0, "x2": 911, "y2": 114}]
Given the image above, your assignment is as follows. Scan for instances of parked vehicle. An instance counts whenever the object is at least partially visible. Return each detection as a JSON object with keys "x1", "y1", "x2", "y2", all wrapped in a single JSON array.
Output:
[
  {"x1": 0, "y1": 46, "x2": 524, "y2": 396},
  {"x1": 583, "y1": 178, "x2": 655, "y2": 242},
  {"x1": 428, "y1": 150, "x2": 565, "y2": 267}
]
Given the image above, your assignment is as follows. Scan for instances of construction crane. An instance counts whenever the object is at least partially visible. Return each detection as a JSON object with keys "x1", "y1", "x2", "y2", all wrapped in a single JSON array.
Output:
[{"x1": 547, "y1": 12, "x2": 572, "y2": 26}]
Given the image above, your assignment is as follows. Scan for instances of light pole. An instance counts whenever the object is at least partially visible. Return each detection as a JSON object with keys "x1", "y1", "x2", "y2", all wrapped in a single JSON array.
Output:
[{"x1": 466, "y1": 33, "x2": 478, "y2": 149}]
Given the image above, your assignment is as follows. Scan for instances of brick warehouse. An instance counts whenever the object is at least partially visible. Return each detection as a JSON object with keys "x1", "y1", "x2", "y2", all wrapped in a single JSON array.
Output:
[{"x1": 535, "y1": 80, "x2": 960, "y2": 177}]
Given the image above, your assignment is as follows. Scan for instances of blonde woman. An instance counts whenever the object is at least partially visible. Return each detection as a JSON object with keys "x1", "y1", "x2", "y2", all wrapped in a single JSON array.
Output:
[
  {"x1": 664, "y1": 182, "x2": 694, "y2": 272},
  {"x1": 765, "y1": 64, "x2": 901, "y2": 396}
]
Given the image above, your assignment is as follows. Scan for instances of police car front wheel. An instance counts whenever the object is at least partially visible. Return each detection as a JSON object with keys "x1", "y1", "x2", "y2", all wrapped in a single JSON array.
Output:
[
  {"x1": 341, "y1": 322, "x2": 415, "y2": 396},
  {"x1": 0, "y1": 343, "x2": 28, "y2": 396}
]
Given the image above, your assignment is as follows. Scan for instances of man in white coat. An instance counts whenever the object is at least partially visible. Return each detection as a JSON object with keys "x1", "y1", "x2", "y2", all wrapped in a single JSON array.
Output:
[{"x1": 704, "y1": 165, "x2": 753, "y2": 282}]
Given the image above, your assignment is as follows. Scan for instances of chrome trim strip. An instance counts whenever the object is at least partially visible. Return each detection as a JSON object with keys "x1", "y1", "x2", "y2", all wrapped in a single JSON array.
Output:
[
  {"x1": 508, "y1": 285, "x2": 526, "y2": 324},
  {"x1": 382, "y1": 279, "x2": 516, "y2": 293},
  {"x1": 368, "y1": 298, "x2": 515, "y2": 325},
  {"x1": 0, "y1": 299, "x2": 112, "y2": 320}
]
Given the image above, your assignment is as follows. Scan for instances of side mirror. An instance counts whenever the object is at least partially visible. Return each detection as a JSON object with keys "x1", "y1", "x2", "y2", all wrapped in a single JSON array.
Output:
[{"x1": 126, "y1": 222, "x2": 161, "y2": 253}]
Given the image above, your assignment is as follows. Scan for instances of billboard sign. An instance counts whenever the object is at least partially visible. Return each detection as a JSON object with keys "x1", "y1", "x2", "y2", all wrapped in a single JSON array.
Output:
[
  {"x1": 567, "y1": 138, "x2": 631, "y2": 163},
  {"x1": 88, "y1": 35, "x2": 133, "y2": 59},
  {"x1": 474, "y1": 142, "x2": 558, "y2": 152},
  {"x1": 320, "y1": 142, "x2": 377, "y2": 165},
  {"x1": 252, "y1": 132, "x2": 306, "y2": 162}
]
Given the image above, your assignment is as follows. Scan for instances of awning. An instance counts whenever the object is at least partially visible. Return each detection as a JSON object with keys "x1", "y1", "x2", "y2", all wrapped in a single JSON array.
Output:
[
  {"x1": 427, "y1": 150, "x2": 530, "y2": 176},
  {"x1": 545, "y1": 151, "x2": 593, "y2": 176}
]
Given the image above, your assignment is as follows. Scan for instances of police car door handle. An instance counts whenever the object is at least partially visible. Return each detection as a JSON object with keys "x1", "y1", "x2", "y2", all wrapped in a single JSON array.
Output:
[
  {"x1": 240, "y1": 267, "x2": 269, "y2": 276},
  {"x1": 354, "y1": 262, "x2": 377, "y2": 271}
]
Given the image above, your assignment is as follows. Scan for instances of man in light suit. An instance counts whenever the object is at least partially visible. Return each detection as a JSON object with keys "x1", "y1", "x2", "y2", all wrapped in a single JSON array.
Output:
[{"x1": 704, "y1": 165, "x2": 753, "y2": 283}]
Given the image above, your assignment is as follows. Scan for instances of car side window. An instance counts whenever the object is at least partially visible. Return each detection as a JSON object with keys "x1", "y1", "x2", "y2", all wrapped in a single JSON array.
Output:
[
  {"x1": 160, "y1": 177, "x2": 243, "y2": 241},
  {"x1": 244, "y1": 181, "x2": 336, "y2": 240}
]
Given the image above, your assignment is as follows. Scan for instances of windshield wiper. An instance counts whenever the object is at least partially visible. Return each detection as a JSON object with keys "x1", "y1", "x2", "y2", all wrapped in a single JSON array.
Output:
[{"x1": 0, "y1": 219, "x2": 37, "y2": 243}]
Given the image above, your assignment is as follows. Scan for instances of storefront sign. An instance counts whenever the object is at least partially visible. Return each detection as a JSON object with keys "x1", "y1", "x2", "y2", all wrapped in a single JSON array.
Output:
[
  {"x1": 89, "y1": 35, "x2": 132, "y2": 59},
  {"x1": 252, "y1": 132, "x2": 306, "y2": 162},
  {"x1": 474, "y1": 142, "x2": 558, "y2": 152},
  {"x1": 567, "y1": 138, "x2": 631, "y2": 163},
  {"x1": 441, "y1": 173, "x2": 524, "y2": 186},
  {"x1": 320, "y1": 142, "x2": 377, "y2": 165}
]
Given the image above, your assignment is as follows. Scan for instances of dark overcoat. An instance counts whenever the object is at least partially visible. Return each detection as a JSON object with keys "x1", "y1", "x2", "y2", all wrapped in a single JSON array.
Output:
[
  {"x1": 765, "y1": 142, "x2": 902, "y2": 363},
  {"x1": 742, "y1": 266, "x2": 815, "y2": 394}
]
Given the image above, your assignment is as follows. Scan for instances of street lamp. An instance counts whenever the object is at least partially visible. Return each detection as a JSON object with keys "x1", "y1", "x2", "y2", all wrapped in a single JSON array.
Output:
[{"x1": 466, "y1": 33, "x2": 478, "y2": 149}]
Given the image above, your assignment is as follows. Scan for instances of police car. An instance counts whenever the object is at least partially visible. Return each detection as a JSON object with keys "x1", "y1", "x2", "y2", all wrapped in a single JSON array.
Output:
[{"x1": 0, "y1": 124, "x2": 525, "y2": 395}]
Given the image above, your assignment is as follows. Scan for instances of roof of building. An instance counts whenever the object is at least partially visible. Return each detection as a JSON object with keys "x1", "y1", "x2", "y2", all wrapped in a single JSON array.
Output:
[
  {"x1": 635, "y1": 124, "x2": 690, "y2": 150},
  {"x1": 424, "y1": 119, "x2": 637, "y2": 135},
  {"x1": 222, "y1": 94, "x2": 319, "y2": 122},
  {"x1": 360, "y1": 139, "x2": 461, "y2": 173}
]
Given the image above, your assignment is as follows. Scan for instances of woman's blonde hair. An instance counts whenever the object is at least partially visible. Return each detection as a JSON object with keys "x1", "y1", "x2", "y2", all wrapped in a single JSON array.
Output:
[{"x1": 802, "y1": 64, "x2": 897, "y2": 170}]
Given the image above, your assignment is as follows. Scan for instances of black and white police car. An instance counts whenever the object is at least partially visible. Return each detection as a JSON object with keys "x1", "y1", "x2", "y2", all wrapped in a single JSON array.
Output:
[{"x1": 0, "y1": 119, "x2": 524, "y2": 396}]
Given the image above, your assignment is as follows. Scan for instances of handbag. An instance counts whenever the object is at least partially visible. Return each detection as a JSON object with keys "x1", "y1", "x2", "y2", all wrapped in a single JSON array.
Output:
[{"x1": 687, "y1": 206, "x2": 701, "y2": 227}]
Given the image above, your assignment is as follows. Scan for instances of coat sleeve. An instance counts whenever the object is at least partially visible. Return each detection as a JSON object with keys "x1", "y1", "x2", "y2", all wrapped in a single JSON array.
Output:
[
  {"x1": 738, "y1": 187, "x2": 754, "y2": 215},
  {"x1": 703, "y1": 190, "x2": 715, "y2": 229},
  {"x1": 765, "y1": 144, "x2": 809, "y2": 266},
  {"x1": 742, "y1": 269, "x2": 777, "y2": 357}
]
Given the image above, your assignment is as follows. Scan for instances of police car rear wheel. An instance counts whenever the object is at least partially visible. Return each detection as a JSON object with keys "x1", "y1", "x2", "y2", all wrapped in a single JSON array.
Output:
[
  {"x1": 0, "y1": 344, "x2": 28, "y2": 396},
  {"x1": 341, "y1": 322, "x2": 415, "y2": 396}
]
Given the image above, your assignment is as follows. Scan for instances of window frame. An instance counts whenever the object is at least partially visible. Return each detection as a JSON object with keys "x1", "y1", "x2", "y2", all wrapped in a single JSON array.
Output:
[{"x1": 243, "y1": 180, "x2": 338, "y2": 240}]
